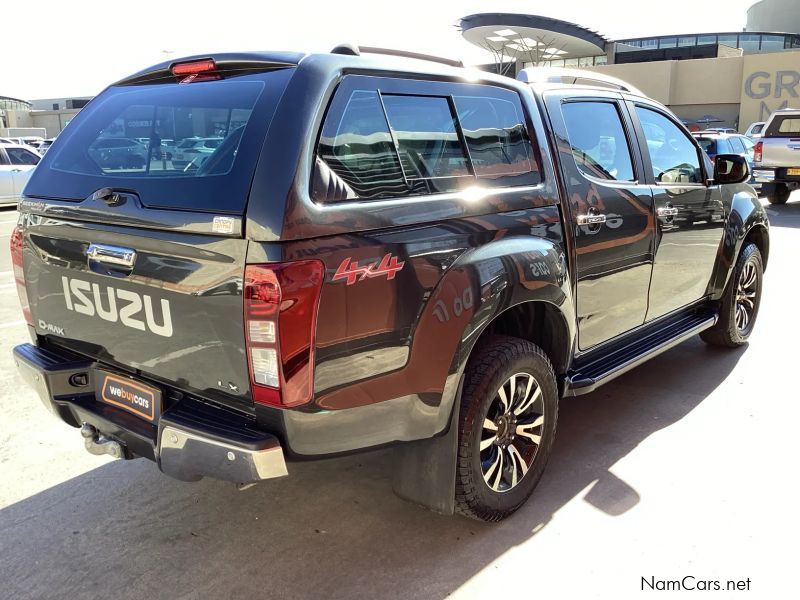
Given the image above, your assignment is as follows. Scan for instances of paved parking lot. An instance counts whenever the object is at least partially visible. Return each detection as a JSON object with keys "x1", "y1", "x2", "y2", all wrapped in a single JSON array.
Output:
[{"x1": 0, "y1": 198, "x2": 798, "y2": 599}]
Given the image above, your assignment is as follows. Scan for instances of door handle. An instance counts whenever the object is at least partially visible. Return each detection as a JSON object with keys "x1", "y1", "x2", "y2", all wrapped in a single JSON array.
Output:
[
  {"x1": 657, "y1": 206, "x2": 679, "y2": 218},
  {"x1": 87, "y1": 243, "x2": 137, "y2": 275},
  {"x1": 576, "y1": 213, "x2": 607, "y2": 226}
]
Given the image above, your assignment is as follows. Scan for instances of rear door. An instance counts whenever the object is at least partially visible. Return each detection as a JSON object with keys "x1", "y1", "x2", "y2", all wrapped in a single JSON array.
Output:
[
  {"x1": 19, "y1": 64, "x2": 295, "y2": 409},
  {"x1": 628, "y1": 101, "x2": 724, "y2": 320},
  {"x1": 544, "y1": 89, "x2": 655, "y2": 349}
]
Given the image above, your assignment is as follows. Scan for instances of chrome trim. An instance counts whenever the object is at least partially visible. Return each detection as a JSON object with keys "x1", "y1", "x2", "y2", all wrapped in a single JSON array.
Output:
[
  {"x1": 576, "y1": 213, "x2": 606, "y2": 226},
  {"x1": 158, "y1": 425, "x2": 288, "y2": 484},
  {"x1": 87, "y1": 243, "x2": 137, "y2": 268},
  {"x1": 657, "y1": 206, "x2": 679, "y2": 218}
]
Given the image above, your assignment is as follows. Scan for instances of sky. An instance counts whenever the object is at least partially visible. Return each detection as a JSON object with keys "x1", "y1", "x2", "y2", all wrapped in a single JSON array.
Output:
[{"x1": 4, "y1": 0, "x2": 754, "y2": 99}]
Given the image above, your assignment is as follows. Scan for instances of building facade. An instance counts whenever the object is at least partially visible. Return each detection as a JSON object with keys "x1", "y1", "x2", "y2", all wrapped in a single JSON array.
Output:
[
  {"x1": 0, "y1": 95, "x2": 87, "y2": 138},
  {"x1": 460, "y1": 0, "x2": 800, "y2": 132}
]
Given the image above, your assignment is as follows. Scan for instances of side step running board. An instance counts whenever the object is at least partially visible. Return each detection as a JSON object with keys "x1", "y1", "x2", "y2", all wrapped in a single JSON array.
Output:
[{"x1": 564, "y1": 313, "x2": 717, "y2": 396}]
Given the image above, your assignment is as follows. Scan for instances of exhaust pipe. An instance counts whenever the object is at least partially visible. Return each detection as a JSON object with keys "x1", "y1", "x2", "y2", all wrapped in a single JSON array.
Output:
[{"x1": 80, "y1": 423, "x2": 124, "y2": 459}]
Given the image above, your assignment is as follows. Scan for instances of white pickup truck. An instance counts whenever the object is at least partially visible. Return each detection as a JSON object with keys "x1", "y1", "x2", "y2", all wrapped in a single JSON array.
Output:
[{"x1": 753, "y1": 108, "x2": 800, "y2": 205}]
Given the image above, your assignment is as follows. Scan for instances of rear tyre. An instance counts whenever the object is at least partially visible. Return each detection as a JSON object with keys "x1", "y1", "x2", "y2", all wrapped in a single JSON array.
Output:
[
  {"x1": 766, "y1": 184, "x2": 790, "y2": 205},
  {"x1": 455, "y1": 336, "x2": 558, "y2": 522},
  {"x1": 701, "y1": 242, "x2": 763, "y2": 348}
]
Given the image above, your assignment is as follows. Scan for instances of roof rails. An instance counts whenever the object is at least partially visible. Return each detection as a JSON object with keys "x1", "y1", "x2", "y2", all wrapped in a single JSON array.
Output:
[
  {"x1": 331, "y1": 44, "x2": 464, "y2": 68},
  {"x1": 517, "y1": 67, "x2": 644, "y2": 96}
]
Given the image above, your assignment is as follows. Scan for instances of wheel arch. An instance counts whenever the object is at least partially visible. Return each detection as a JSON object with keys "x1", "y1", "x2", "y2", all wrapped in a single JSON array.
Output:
[{"x1": 468, "y1": 300, "x2": 572, "y2": 377}]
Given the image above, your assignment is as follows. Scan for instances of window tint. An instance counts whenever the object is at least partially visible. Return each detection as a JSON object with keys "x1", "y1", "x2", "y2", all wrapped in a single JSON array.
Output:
[
  {"x1": 453, "y1": 93, "x2": 538, "y2": 184},
  {"x1": 7, "y1": 147, "x2": 40, "y2": 165},
  {"x1": 26, "y1": 68, "x2": 293, "y2": 213},
  {"x1": 314, "y1": 78, "x2": 540, "y2": 203},
  {"x1": 561, "y1": 101, "x2": 635, "y2": 182},
  {"x1": 696, "y1": 138, "x2": 717, "y2": 154},
  {"x1": 50, "y1": 81, "x2": 263, "y2": 178},
  {"x1": 728, "y1": 136, "x2": 745, "y2": 153},
  {"x1": 382, "y1": 95, "x2": 470, "y2": 180},
  {"x1": 767, "y1": 116, "x2": 800, "y2": 136},
  {"x1": 317, "y1": 90, "x2": 406, "y2": 200},
  {"x1": 751, "y1": 123, "x2": 764, "y2": 135},
  {"x1": 635, "y1": 107, "x2": 702, "y2": 184}
]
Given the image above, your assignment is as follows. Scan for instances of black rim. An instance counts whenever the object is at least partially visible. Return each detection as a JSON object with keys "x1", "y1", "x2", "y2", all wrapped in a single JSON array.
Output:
[
  {"x1": 735, "y1": 259, "x2": 758, "y2": 334},
  {"x1": 479, "y1": 372, "x2": 545, "y2": 493}
]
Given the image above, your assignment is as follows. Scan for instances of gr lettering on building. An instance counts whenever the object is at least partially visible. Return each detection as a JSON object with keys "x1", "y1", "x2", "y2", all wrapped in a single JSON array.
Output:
[{"x1": 744, "y1": 70, "x2": 800, "y2": 120}]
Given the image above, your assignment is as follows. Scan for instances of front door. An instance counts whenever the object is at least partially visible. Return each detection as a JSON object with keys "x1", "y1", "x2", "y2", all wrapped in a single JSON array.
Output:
[
  {"x1": 545, "y1": 91, "x2": 656, "y2": 350},
  {"x1": 629, "y1": 103, "x2": 725, "y2": 320}
]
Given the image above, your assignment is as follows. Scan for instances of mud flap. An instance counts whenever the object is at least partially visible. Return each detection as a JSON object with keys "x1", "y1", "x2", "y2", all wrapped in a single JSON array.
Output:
[{"x1": 391, "y1": 377, "x2": 463, "y2": 515}]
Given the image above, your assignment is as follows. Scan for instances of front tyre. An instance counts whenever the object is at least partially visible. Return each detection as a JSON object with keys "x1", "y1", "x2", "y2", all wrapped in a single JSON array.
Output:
[
  {"x1": 455, "y1": 336, "x2": 558, "y2": 522},
  {"x1": 701, "y1": 242, "x2": 763, "y2": 347}
]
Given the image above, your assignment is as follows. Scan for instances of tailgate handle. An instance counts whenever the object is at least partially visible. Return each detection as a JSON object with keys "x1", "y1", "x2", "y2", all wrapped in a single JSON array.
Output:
[{"x1": 87, "y1": 244, "x2": 137, "y2": 273}]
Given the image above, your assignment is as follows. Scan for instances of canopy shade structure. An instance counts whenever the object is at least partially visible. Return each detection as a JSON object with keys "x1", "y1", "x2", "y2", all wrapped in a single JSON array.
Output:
[{"x1": 459, "y1": 13, "x2": 610, "y2": 63}]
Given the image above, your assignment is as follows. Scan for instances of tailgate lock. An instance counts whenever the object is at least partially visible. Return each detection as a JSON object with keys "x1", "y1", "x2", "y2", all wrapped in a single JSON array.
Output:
[{"x1": 80, "y1": 423, "x2": 124, "y2": 459}]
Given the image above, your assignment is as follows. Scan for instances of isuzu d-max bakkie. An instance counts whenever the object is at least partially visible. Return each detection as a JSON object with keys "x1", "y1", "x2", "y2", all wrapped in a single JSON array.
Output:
[{"x1": 11, "y1": 48, "x2": 768, "y2": 521}]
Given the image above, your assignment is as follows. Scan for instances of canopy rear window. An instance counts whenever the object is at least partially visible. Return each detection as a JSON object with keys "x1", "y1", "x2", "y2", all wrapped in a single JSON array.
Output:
[
  {"x1": 765, "y1": 115, "x2": 800, "y2": 137},
  {"x1": 25, "y1": 68, "x2": 294, "y2": 213}
]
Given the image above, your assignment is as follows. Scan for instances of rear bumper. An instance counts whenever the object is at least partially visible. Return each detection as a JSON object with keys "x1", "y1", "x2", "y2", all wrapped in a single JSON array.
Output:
[{"x1": 13, "y1": 342, "x2": 288, "y2": 484}]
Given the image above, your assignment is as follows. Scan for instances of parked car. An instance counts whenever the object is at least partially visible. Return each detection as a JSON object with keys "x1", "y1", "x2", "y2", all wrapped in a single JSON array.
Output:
[
  {"x1": 0, "y1": 143, "x2": 40, "y2": 206},
  {"x1": 752, "y1": 108, "x2": 800, "y2": 204},
  {"x1": 744, "y1": 121, "x2": 766, "y2": 139},
  {"x1": 87, "y1": 137, "x2": 148, "y2": 170},
  {"x1": 702, "y1": 127, "x2": 736, "y2": 134},
  {"x1": 692, "y1": 131, "x2": 759, "y2": 189},
  {"x1": 11, "y1": 52, "x2": 768, "y2": 522},
  {"x1": 171, "y1": 137, "x2": 223, "y2": 169},
  {"x1": 37, "y1": 139, "x2": 55, "y2": 156}
]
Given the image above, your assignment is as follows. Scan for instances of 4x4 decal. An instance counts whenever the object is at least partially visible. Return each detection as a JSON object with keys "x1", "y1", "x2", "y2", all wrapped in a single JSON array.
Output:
[{"x1": 332, "y1": 253, "x2": 405, "y2": 285}]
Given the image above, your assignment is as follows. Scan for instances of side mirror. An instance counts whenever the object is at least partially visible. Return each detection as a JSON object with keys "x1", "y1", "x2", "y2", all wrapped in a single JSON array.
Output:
[{"x1": 714, "y1": 154, "x2": 750, "y2": 185}]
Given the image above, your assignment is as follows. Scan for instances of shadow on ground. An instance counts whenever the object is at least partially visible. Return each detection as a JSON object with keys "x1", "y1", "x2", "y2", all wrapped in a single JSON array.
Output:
[
  {"x1": 0, "y1": 337, "x2": 745, "y2": 600},
  {"x1": 764, "y1": 200, "x2": 800, "y2": 228}
]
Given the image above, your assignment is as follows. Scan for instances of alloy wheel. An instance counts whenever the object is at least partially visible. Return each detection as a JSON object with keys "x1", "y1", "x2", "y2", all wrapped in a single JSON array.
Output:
[
  {"x1": 480, "y1": 372, "x2": 545, "y2": 493},
  {"x1": 735, "y1": 260, "x2": 758, "y2": 334}
]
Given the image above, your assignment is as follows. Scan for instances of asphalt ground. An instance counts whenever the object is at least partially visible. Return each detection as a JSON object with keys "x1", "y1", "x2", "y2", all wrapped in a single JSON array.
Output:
[{"x1": 0, "y1": 196, "x2": 798, "y2": 599}]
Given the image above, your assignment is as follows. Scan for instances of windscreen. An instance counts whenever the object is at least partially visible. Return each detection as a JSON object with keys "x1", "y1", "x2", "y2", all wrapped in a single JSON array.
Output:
[{"x1": 25, "y1": 68, "x2": 294, "y2": 213}]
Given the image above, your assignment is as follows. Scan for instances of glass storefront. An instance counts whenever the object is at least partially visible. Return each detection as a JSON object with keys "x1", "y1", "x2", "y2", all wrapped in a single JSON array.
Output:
[{"x1": 616, "y1": 32, "x2": 800, "y2": 54}]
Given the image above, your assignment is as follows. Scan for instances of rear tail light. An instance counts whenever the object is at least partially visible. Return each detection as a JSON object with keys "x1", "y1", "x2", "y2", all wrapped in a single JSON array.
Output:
[
  {"x1": 754, "y1": 141, "x2": 762, "y2": 163},
  {"x1": 244, "y1": 261, "x2": 325, "y2": 408},
  {"x1": 10, "y1": 226, "x2": 32, "y2": 326}
]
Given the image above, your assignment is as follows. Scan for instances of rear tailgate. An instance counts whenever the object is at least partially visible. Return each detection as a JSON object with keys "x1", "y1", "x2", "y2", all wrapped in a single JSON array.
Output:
[
  {"x1": 22, "y1": 215, "x2": 251, "y2": 407},
  {"x1": 17, "y1": 59, "x2": 297, "y2": 410},
  {"x1": 760, "y1": 113, "x2": 800, "y2": 168}
]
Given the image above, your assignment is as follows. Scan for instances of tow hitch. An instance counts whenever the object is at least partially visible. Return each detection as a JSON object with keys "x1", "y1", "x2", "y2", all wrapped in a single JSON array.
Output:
[{"x1": 80, "y1": 423, "x2": 125, "y2": 459}]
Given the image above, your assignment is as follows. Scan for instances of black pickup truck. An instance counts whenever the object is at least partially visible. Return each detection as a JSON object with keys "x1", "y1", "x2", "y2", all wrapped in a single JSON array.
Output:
[{"x1": 11, "y1": 48, "x2": 768, "y2": 521}]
